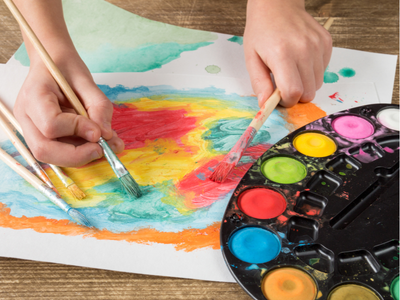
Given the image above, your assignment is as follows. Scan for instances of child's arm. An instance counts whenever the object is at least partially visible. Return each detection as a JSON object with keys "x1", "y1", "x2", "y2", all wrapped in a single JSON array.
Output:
[
  {"x1": 13, "y1": 0, "x2": 123, "y2": 167},
  {"x1": 244, "y1": 0, "x2": 332, "y2": 107}
]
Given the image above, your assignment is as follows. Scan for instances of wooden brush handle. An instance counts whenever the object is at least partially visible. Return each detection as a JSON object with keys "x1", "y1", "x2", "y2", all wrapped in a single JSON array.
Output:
[{"x1": 3, "y1": 0, "x2": 88, "y2": 118}]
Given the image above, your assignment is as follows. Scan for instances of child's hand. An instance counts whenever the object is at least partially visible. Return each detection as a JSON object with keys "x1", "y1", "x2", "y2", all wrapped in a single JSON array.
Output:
[
  {"x1": 14, "y1": 55, "x2": 124, "y2": 167},
  {"x1": 244, "y1": 0, "x2": 332, "y2": 107}
]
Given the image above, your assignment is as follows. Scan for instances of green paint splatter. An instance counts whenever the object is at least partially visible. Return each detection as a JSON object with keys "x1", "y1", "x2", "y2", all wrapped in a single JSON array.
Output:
[
  {"x1": 394, "y1": 256, "x2": 399, "y2": 260},
  {"x1": 15, "y1": 0, "x2": 218, "y2": 72},
  {"x1": 321, "y1": 182, "x2": 326, "y2": 185},
  {"x1": 205, "y1": 65, "x2": 221, "y2": 74},
  {"x1": 338, "y1": 67, "x2": 356, "y2": 78},
  {"x1": 346, "y1": 164, "x2": 353, "y2": 169},
  {"x1": 227, "y1": 36, "x2": 243, "y2": 45},
  {"x1": 339, "y1": 172, "x2": 346, "y2": 176},
  {"x1": 309, "y1": 258, "x2": 320, "y2": 265},
  {"x1": 324, "y1": 71, "x2": 339, "y2": 83}
]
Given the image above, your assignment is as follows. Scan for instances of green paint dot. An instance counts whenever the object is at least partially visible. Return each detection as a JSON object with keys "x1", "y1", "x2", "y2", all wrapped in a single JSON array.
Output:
[
  {"x1": 227, "y1": 36, "x2": 243, "y2": 45},
  {"x1": 205, "y1": 65, "x2": 221, "y2": 74},
  {"x1": 324, "y1": 71, "x2": 339, "y2": 83},
  {"x1": 394, "y1": 256, "x2": 399, "y2": 260},
  {"x1": 339, "y1": 172, "x2": 346, "y2": 176},
  {"x1": 261, "y1": 156, "x2": 307, "y2": 184},
  {"x1": 338, "y1": 67, "x2": 356, "y2": 78},
  {"x1": 391, "y1": 276, "x2": 399, "y2": 300},
  {"x1": 309, "y1": 258, "x2": 320, "y2": 265},
  {"x1": 321, "y1": 182, "x2": 326, "y2": 185},
  {"x1": 346, "y1": 164, "x2": 353, "y2": 169}
]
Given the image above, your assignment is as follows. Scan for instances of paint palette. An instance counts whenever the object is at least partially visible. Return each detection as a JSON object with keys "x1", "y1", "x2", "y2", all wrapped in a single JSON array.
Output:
[{"x1": 220, "y1": 104, "x2": 399, "y2": 300}]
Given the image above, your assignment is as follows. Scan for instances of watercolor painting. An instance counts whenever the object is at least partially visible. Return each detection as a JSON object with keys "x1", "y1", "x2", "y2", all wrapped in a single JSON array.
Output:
[{"x1": 0, "y1": 83, "x2": 326, "y2": 252}]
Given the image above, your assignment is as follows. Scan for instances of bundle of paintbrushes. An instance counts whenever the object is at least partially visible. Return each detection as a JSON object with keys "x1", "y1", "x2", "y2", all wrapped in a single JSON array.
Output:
[
  {"x1": 4, "y1": 0, "x2": 141, "y2": 198},
  {"x1": 0, "y1": 109, "x2": 92, "y2": 227},
  {"x1": 0, "y1": 99, "x2": 86, "y2": 200}
]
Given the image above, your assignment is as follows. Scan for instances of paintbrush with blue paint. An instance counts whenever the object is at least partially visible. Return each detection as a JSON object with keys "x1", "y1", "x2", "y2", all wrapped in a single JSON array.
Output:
[
  {"x1": 4, "y1": 0, "x2": 141, "y2": 198},
  {"x1": 0, "y1": 146, "x2": 92, "y2": 227}
]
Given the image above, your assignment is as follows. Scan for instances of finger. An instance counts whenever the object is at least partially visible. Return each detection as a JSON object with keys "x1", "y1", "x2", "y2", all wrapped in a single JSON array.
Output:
[
  {"x1": 314, "y1": 57, "x2": 325, "y2": 90},
  {"x1": 19, "y1": 114, "x2": 104, "y2": 167},
  {"x1": 76, "y1": 83, "x2": 114, "y2": 140},
  {"x1": 245, "y1": 50, "x2": 275, "y2": 107},
  {"x1": 24, "y1": 91, "x2": 102, "y2": 142},
  {"x1": 270, "y1": 60, "x2": 303, "y2": 107},
  {"x1": 297, "y1": 60, "x2": 316, "y2": 103}
]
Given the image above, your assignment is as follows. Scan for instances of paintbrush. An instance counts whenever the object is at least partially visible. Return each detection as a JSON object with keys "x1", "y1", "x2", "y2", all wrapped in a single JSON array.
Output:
[
  {"x1": 4, "y1": 0, "x2": 141, "y2": 197},
  {"x1": 0, "y1": 110, "x2": 60, "y2": 194},
  {"x1": 210, "y1": 17, "x2": 334, "y2": 183},
  {"x1": 0, "y1": 146, "x2": 92, "y2": 227},
  {"x1": 0, "y1": 99, "x2": 86, "y2": 200}
]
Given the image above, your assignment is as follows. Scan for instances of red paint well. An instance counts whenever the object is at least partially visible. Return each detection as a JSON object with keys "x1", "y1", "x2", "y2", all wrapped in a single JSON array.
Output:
[{"x1": 238, "y1": 188, "x2": 287, "y2": 219}]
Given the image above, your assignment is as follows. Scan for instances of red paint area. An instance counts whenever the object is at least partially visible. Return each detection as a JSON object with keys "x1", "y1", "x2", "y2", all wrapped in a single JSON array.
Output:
[
  {"x1": 178, "y1": 144, "x2": 271, "y2": 208},
  {"x1": 329, "y1": 92, "x2": 344, "y2": 103},
  {"x1": 238, "y1": 188, "x2": 287, "y2": 219},
  {"x1": 111, "y1": 104, "x2": 197, "y2": 149}
]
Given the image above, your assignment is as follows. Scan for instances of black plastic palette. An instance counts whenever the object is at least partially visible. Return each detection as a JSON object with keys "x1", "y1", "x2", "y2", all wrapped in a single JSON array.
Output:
[{"x1": 221, "y1": 104, "x2": 399, "y2": 300}]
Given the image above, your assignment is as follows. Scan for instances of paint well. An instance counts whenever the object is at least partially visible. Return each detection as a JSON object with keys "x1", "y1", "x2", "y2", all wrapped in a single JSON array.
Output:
[
  {"x1": 262, "y1": 267, "x2": 317, "y2": 300},
  {"x1": 261, "y1": 157, "x2": 307, "y2": 184},
  {"x1": 377, "y1": 107, "x2": 399, "y2": 131},
  {"x1": 293, "y1": 132, "x2": 337, "y2": 157},
  {"x1": 391, "y1": 276, "x2": 399, "y2": 300},
  {"x1": 238, "y1": 188, "x2": 286, "y2": 219},
  {"x1": 332, "y1": 115, "x2": 374, "y2": 139},
  {"x1": 228, "y1": 227, "x2": 281, "y2": 264},
  {"x1": 327, "y1": 284, "x2": 380, "y2": 300}
]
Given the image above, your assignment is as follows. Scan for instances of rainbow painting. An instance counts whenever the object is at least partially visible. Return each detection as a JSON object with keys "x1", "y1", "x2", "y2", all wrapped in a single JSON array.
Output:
[{"x1": 0, "y1": 82, "x2": 326, "y2": 252}]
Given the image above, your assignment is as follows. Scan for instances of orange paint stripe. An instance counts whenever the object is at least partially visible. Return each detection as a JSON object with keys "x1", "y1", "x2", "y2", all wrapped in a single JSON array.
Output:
[{"x1": 0, "y1": 203, "x2": 220, "y2": 252}]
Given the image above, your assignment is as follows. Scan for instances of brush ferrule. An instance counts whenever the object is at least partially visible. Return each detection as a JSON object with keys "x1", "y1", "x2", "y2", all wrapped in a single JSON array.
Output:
[
  {"x1": 49, "y1": 164, "x2": 73, "y2": 187},
  {"x1": 224, "y1": 127, "x2": 257, "y2": 164},
  {"x1": 38, "y1": 184, "x2": 71, "y2": 213},
  {"x1": 32, "y1": 162, "x2": 55, "y2": 189},
  {"x1": 98, "y1": 137, "x2": 128, "y2": 179}
]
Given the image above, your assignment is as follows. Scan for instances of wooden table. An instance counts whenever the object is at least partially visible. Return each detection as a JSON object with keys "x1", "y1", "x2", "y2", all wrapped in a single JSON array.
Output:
[{"x1": 0, "y1": 0, "x2": 398, "y2": 299}]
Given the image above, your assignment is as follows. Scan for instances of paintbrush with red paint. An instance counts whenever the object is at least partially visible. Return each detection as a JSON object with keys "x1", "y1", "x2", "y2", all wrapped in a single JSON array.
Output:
[
  {"x1": 210, "y1": 17, "x2": 334, "y2": 183},
  {"x1": 210, "y1": 89, "x2": 281, "y2": 183}
]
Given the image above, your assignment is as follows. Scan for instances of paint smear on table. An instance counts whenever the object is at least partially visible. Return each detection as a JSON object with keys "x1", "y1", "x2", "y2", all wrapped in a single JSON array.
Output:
[{"x1": 0, "y1": 85, "x2": 326, "y2": 251}]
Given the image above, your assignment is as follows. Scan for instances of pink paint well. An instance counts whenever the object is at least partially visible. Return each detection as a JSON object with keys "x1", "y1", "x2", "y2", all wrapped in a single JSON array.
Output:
[
  {"x1": 332, "y1": 115, "x2": 374, "y2": 139},
  {"x1": 238, "y1": 188, "x2": 287, "y2": 219}
]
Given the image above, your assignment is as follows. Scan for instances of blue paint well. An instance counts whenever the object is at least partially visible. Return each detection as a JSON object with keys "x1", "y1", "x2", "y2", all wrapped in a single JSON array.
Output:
[{"x1": 228, "y1": 227, "x2": 281, "y2": 264}]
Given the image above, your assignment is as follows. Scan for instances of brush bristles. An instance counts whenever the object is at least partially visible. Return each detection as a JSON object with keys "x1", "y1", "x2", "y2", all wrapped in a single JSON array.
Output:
[
  {"x1": 67, "y1": 183, "x2": 86, "y2": 200},
  {"x1": 68, "y1": 208, "x2": 93, "y2": 228},
  {"x1": 209, "y1": 161, "x2": 236, "y2": 183},
  {"x1": 120, "y1": 173, "x2": 142, "y2": 198}
]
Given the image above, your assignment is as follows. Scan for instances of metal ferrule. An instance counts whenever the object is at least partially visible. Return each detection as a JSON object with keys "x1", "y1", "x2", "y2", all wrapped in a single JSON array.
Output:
[
  {"x1": 38, "y1": 184, "x2": 71, "y2": 213},
  {"x1": 97, "y1": 137, "x2": 128, "y2": 179},
  {"x1": 49, "y1": 164, "x2": 73, "y2": 187},
  {"x1": 32, "y1": 162, "x2": 55, "y2": 189}
]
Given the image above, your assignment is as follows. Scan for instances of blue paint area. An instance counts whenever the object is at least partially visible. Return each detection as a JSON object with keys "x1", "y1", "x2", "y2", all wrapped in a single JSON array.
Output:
[
  {"x1": 228, "y1": 227, "x2": 281, "y2": 264},
  {"x1": 195, "y1": 173, "x2": 206, "y2": 181},
  {"x1": 227, "y1": 36, "x2": 243, "y2": 45}
]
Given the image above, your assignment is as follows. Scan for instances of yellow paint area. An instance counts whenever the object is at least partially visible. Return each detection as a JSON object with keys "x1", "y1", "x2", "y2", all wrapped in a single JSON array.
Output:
[{"x1": 293, "y1": 132, "x2": 337, "y2": 157}]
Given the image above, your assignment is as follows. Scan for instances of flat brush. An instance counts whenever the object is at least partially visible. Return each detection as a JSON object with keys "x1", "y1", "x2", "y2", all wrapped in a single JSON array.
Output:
[
  {"x1": 210, "y1": 18, "x2": 334, "y2": 183},
  {"x1": 4, "y1": 0, "x2": 141, "y2": 197},
  {"x1": 0, "y1": 146, "x2": 92, "y2": 227},
  {"x1": 0, "y1": 99, "x2": 86, "y2": 200}
]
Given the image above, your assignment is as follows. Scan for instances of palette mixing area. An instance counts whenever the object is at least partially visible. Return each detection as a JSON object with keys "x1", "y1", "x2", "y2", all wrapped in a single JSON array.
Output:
[{"x1": 220, "y1": 104, "x2": 399, "y2": 300}]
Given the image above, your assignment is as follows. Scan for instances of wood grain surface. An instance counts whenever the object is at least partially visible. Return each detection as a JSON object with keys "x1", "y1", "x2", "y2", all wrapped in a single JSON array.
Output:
[{"x1": 0, "y1": 0, "x2": 398, "y2": 299}]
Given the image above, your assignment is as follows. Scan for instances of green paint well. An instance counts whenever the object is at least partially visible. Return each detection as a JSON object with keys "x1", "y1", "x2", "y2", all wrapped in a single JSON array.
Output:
[
  {"x1": 15, "y1": 0, "x2": 218, "y2": 72},
  {"x1": 261, "y1": 156, "x2": 307, "y2": 184},
  {"x1": 227, "y1": 36, "x2": 243, "y2": 45},
  {"x1": 391, "y1": 276, "x2": 399, "y2": 300},
  {"x1": 205, "y1": 65, "x2": 221, "y2": 74},
  {"x1": 324, "y1": 71, "x2": 339, "y2": 83},
  {"x1": 338, "y1": 67, "x2": 356, "y2": 78}
]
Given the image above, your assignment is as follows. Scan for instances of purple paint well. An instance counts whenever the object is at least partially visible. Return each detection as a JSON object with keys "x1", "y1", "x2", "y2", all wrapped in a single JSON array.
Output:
[{"x1": 332, "y1": 115, "x2": 374, "y2": 139}]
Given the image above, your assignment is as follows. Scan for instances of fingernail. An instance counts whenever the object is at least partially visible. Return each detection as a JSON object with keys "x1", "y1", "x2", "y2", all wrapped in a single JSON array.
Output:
[
  {"x1": 86, "y1": 130, "x2": 95, "y2": 141},
  {"x1": 91, "y1": 150, "x2": 102, "y2": 161}
]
